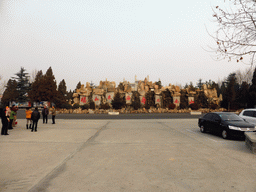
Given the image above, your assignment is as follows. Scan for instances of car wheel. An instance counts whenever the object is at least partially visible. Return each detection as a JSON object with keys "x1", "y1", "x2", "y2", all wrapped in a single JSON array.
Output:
[
  {"x1": 200, "y1": 125, "x2": 206, "y2": 133},
  {"x1": 221, "y1": 129, "x2": 229, "y2": 139}
]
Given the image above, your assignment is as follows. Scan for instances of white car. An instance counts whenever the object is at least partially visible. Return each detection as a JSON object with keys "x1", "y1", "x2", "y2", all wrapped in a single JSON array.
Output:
[{"x1": 239, "y1": 109, "x2": 256, "y2": 125}]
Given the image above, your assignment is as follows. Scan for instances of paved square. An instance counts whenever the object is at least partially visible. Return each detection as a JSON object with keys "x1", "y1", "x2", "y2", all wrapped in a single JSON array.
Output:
[{"x1": 1, "y1": 119, "x2": 256, "y2": 192}]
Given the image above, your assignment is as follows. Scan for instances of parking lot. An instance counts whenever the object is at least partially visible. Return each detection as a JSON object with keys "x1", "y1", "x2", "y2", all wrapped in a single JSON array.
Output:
[{"x1": 1, "y1": 118, "x2": 255, "y2": 192}]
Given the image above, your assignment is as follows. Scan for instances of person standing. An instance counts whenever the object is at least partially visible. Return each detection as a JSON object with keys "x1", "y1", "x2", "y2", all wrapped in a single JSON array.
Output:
[
  {"x1": 1, "y1": 107, "x2": 9, "y2": 135},
  {"x1": 51, "y1": 106, "x2": 56, "y2": 124},
  {"x1": 42, "y1": 106, "x2": 49, "y2": 124},
  {"x1": 25, "y1": 107, "x2": 33, "y2": 129},
  {"x1": 12, "y1": 105, "x2": 18, "y2": 127},
  {"x1": 31, "y1": 107, "x2": 40, "y2": 132},
  {"x1": 5, "y1": 106, "x2": 11, "y2": 118},
  {"x1": 8, "y1": 106, "x2": 16, "y2": 130}
]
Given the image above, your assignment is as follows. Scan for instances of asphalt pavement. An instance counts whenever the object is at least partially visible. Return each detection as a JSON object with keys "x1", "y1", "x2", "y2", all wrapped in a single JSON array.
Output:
[{"x1": 1, "y1": 118, "x2": 255, "y2": 192}]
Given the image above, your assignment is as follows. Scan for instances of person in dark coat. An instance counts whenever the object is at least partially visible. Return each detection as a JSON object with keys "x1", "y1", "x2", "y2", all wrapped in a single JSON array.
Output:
[
  {"x1": 1, "y1": 107, "x2": 9, "y2": 135},
  {"x1": 31, "y1": 107, "x2": 40, "y2": 132},
  {"x1": 42, "y1": 106, "x2": 49, "y2": 124},
  {"x1": 50, "y1": 106, "x2": 56, "y2": 124}
]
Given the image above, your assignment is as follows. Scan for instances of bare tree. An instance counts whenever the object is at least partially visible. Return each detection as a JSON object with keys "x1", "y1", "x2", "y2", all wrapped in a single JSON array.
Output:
[
  {"x1": 235, "y1": 67, "x2": 253, "y2": 84},
  {"x1": 212, "y1": 0, "x2": 256, "y2": 64},
  {"x1": 29, "y1": 69, "x2": 38, "y2": 83}
]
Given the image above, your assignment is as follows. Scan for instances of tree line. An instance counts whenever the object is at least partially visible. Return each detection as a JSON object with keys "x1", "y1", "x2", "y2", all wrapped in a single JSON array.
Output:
[
  {"x1": 1, "y1": 67, "x2": 72, "y2": 108},
  {"x1": 1, "y1": 66, "x2": 256, "y2": 111}
]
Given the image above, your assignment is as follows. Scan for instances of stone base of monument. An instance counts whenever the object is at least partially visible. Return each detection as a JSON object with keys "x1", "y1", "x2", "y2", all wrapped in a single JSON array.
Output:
[
  {"x1": 245, "y1": 132, "x2": 256, "y2": 154},
  {"x1": 190, "y1": 111, "x2": 202, "y2": 115},
  {"x1": 108, "y1": 112, "x2": 120, "y2": 115},
  {"x1": 89, "y1": 109, "x2": 94, "y2": 114}
]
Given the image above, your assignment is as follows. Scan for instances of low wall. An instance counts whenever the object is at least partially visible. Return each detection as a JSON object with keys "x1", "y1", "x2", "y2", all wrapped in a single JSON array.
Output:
[
  {"x1": 58, "y1": 108, "x2": 228, "y2": 114},
  {"x1": 245, "y1": 132, "x2": 256, "y2": 154}
]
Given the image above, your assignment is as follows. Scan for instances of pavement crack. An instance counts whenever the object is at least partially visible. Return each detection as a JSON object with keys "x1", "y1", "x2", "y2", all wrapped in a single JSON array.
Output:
[{"x1": 77, "y1": 121, "x2": 110, "y2": 151}]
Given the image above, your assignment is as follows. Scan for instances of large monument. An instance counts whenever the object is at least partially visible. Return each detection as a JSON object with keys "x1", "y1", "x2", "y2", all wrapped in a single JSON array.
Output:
[{"x1": 72, "y1": 76, "x2": 221, "y2": 109}]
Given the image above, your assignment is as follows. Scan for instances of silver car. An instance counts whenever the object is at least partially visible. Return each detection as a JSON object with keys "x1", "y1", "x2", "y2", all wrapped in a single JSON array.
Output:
[{"x1": 239, "y1": 109, "x2": 256, "y2": 125}]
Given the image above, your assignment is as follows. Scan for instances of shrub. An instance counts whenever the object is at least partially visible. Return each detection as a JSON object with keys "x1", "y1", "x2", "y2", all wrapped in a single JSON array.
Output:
[
  {"x1": 100, "y1": 103, "x2": 111, "y2": 110},
  {"x1": 209, "y1": 103, "x2": 218, "y2": 110},
  {"x1": 168, "y1": 103, "x2": 176, "y2": 109},
  {"x1": 72, "y1": 103, "x2": 80, "y2": 109},
  {"x1": 60, "y1": 103, "x2": 72, "y2": 109},
  {"x1": 89, "y1": 100, "x2": 95, "y2": 109},
  {"x1": 189, "y1": 103, "x2": 199, "y2": 110},
  {"x1": 81, "y1": 104, "x2": 90, "y2": 110}
]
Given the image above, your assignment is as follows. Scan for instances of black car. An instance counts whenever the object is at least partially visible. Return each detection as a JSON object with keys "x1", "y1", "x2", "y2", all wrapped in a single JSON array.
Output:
[{"x1": 198, "y1": 112, "x2": 256, "y2": 139}]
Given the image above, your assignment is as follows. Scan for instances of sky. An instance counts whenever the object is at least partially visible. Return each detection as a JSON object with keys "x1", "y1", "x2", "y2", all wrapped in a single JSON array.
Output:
[{"x1": 0, "y1": 0, "x2": 252, "y2": 91}]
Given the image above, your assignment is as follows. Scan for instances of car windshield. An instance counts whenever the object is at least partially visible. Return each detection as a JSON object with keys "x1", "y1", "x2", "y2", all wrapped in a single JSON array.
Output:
[{"x1": 219, "y1": 113, "x2": 243, "y2": 121}]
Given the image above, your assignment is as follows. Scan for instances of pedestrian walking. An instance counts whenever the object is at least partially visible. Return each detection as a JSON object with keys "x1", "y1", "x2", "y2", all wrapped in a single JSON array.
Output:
[
  {"x1": 1, "y1": 107, "x2": 9, "y2": 135},
  {"x1": 42, "y1": 106, "x2": 49, "y2": 124},
  {"x1": 31, "y1": 107, "x2": 40, "y2": 132},
  {"x1": 25, "y1": 107, "x2": 33, "y2": 129},
  {"x1": 8, "y1": 106, "x2": 16, "y2": 130},
  {"x1": 50, "y1": 106, "x2": 56, "y2": 124}
]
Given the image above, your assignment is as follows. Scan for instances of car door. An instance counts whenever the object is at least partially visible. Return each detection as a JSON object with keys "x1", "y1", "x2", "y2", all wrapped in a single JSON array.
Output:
[
  {"x1": 202, "y1": 113, "x2": 213, "y2": 131},
  {"x1": 209, "y1": 114, "x2": 221, "y2": 133}
]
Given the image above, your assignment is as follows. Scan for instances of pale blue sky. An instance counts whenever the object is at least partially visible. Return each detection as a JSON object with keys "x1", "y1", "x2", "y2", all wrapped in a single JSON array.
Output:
[{"x1": 0, "y1": 0, "x2": 250, "y2": 91}]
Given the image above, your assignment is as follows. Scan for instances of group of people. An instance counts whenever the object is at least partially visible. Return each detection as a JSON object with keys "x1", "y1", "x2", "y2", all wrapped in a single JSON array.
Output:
[
  {"x1": 0, "y1": 105, "x2": 18, "y2": 135},
  {"x1": 25, "y1": 105, "x2": 56, "y2": 132},
  {"x1": 1, "y1": 105, "x2": 56, "y2": 135}
]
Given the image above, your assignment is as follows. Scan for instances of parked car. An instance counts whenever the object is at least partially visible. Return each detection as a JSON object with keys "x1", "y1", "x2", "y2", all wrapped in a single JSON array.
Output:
[
  {"x1": 239, "y1": 109, "x2": 256, "y2": 125},
  {"x1": 198, "y1": 112, "x2": 256, "y2": 139}
]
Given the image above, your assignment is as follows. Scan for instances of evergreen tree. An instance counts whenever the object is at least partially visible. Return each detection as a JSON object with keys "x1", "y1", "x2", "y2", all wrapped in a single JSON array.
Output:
[
  {"x1": 162, "y1": 89, "x2": 173, "y2": 108},
  {"x1": 219, "y1": 82, "x2": 226, "y2": 97},
  {"x1": 221, "y1": 73, "x2": 239, "y2": 110},
  {"x1": 145, "y1": 91, "x2": 155, "y2": 109},
  {"x1": 196, "y1": 91, "x2": 208, "y2": 108},
  {"x1": 111, "y1": 92, "x2": 125, "y2": 110},
  {"x1": 42, "y1": 67, "x2": 58, "y2": 102},
  {"x1": 13, "y1": 67, "x2": 31, "y2": 103},
  {"x1": 55, "y1": 79, "x2": 68, "y2": 107},
  {"x1": 236, "y1": 81, "x2": 249, "y2": 108},
  {"x1": 197, "y1": 79, "x2": 203, "y2": 90},
  {"x1": 184, "y1": 83, "x2": 189, "y2": 89},
  {"x1": 131, "y1": 91, "x2": 141, "y2": 110},
  {"x1": 211, "y1": 81, "x2": 220, "y2": 96},
  {"x1": 66, "y1": 89, "x2": 73, "y2": 104},
  {"x1": 155, "y1": 80, "x2": 162, "y2": 89},
  {"x1": 118, "y1": 82, "x2": 125, "y2": 92},
  {"x1": 1, "y1": 79, "x2": 19, "y2": 106},
  {"x1": 179, "y1": 89, "x2": 188, "y2": 109},
  {"x1": 28, "y1": 70, "x2": 43, "y2": 102},
  {"x1": 28, "y1": 67, "x2": 58, "y2": 103},
  {"x1": 75, "y1": 81, "x2": 81, "y2": 92},
  {"x1": 188, "y1": 82, "x2": 196, "y2": 92},
  {"x1": 248, "y1": 68, "x2": 256, "y2": 108}
]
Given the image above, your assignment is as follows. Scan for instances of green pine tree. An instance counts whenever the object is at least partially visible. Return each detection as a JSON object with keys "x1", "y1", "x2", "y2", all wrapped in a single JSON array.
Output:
[
  {"x1": 131, "y1": 91, "x2": 141, "y2": 110},
  {"x1": 1, "y1": 79, "x2": 19, "y2": 106},
  {"x1": 13, "y1": 67, "x2": 31, "y2": 103},
  {"x1": 112, "y1": 92, "x2": 125, "y2": 110}
]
